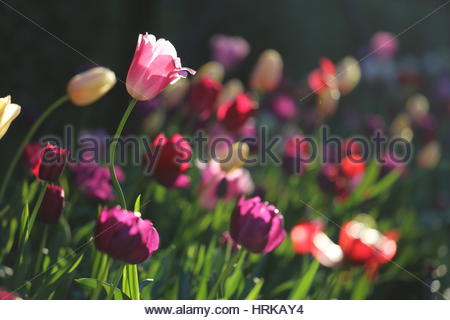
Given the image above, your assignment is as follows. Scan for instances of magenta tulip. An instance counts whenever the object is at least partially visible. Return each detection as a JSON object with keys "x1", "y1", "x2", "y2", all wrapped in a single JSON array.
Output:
[
  {"x1": 94, "y1": 206, "x2": 159, "y2": 264},
  {"x1": 126, "y1": 33, "x2": 195, "y2": 101},
  {"x1": 230, "y1": 196, "x2": 286, "y2": 253}
]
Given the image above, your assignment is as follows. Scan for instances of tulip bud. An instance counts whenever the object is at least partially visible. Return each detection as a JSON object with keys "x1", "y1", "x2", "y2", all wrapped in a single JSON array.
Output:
[
  {"x1": 290, "y1": 220, "x2": 324, "y2": 254},
  {"x1": 21, "y1": 142, "x2": 42, "y2": 171},
  {"x1": 32, "y1": 143, "x2": 68, "y2": 182},
  {"x1": 416, "y1": 140, "x2": 441, "y2": 169},
  {"x1": 193, "y1": 61, "x2": 225, "y2": 84},
  {"x1": 217, "y1": 93, "x2": 256, "y2": 132},
  {"x1": 144, "y1": 133, "x2": 192, "y2": 188},
  {"x1": 250, "y1": 49, "x2": 283, "y2": 92},
  {"x1": 405, "y1": 94, "x2": 429, "y2": 121},
  {"x1": 339, "y1": 220, "x2": 398, "y2": 268},
  {"x1": 215, "y1": 78, "x2": 244, "y2": 107},
  {"x1": 336, "y1": 56, "x2": 361, "y2": 95},
  {"x1": 229, "y1": 196, "x2": 286, "y2": 253},
  {"x1": 95, "y1": 206, "x2": 159, "y2": 264},
  {"x1": 0, "y1": 95, "x2": 21, "y2": 140},
  {"x1": 188, "y1": 76, "x2": 222, "y2": 120},
  {"x1": 210, "y1": 34, "x2": 250, "y2": 70},
  {"x1": 271, "y1": 94, "x2": 297, "y2": 121},
  {"x1": 162, "y1": 78, "x2": 189, "y2": 109},
  {"x1": 67, "y1": 67, "x2": 116, "y2": 106},
  {"x1": 126, "y1": 33, "x2": 195, "y2": 101},
  {"x1": 38, "y1": 184, "x2": 65, "y2": 223},
  {"x1": 370, "y1": 31, "x2": 398, "y2": 59},
  {"x1": 219, "y1": 142, "x2": 249, "y2": 173}
]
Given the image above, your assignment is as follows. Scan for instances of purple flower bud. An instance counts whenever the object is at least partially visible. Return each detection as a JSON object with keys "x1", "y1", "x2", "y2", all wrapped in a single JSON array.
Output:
[
  {"x1": 38, "y1": 184, "x2": 65, "y2": 224},
  {"x1": 210, "y1": 34, "x2": 250, "y2": 70},
  {"x1": 94, "y1": 206, "x2": 159, "y2": 264},
  {"x1": 229, "y1": 196, "x2": 286, "y2": 253}
]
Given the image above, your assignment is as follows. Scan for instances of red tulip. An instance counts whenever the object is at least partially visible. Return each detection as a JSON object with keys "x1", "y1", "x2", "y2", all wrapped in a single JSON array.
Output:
[
  {"x1": 308, "y1": 58, "x2": 337, "y2": 94},
  {"x1": 0, "y1": 288, "x2": 20, "y2": 300},
  {"x1": 21, "y1": 142, "x2": 42, "y2": 171},
  {"x1": 339, "y1": 220, "x2": 398, "y2": 276},
  {"x1": 188, "y1": 76, "x2": 222, "y2": 120},
  {"x1": 144, "y1": 133, "x2": 191, "y2": 188},
  {"x1": 32, "y1": 143, "x2": 68, "y2": 182},
  {"x1": 290, "y1": 220, "x2": 324, "y2": 254},
  {"x1": 217, "y1": 93, "x2": 256, "y2": 132}
]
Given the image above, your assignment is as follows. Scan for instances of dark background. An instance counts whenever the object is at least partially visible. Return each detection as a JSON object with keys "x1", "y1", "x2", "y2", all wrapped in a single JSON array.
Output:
[{"x1": 1, "y1": 0, "x2": 450, "y2": 130}]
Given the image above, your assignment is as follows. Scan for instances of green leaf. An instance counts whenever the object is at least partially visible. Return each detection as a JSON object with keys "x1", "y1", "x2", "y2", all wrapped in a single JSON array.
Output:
[
  {"x1": 75, "y1": 278, "x2": 125, "y2": 300},
  {"x1": 196, "y1": 241, "x2": 215, "y2": 299},
  {"x1": 351, "y1": 275, "x2": 372, "y2": 299},
  {"x1": 134, "y1": 194, "x2": 141, "y2": 212},
  {"x1": 224, "y1": 250, "x2": 246, "y2": 298},
  {"x1": 289, "y1": 260, "x2": 320, "y2": 299},
  {"x1": 245, "y1": 278, "x2": 264, "y2": 300}
]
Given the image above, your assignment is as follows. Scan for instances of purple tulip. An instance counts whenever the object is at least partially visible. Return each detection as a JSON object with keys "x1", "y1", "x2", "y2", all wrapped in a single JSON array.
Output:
[
  {"x1": 210, "y1": 34, "x2": 250, "y2": 70},
  {"x1": 70, "y1": 162, "x2": 125, "y2": 202},
  {"x1": 38, "y1": 184, "x2": 65, "y2": 223},
  {"x1": 94, "y1": 206, "x2": 159, "y2": 264},
  {"x1": 229, "y1": 196, "x2": 286, "y2": 253},
  {"x1": 380, "y1": 153, "x2": 406, "y2": 178},
  {"x1": 271, "y1": 94, "x2": 297, "y2": 121}
]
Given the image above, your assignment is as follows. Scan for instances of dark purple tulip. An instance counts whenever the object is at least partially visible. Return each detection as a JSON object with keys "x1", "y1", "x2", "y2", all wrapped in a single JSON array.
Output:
[
  {"x1": 38, "y1": 184, "x2": 65, "y2": 223},
  {"x1": 380, "y1": 153, "x2": 406, "y2": 178},
  {"x1": 229, "y1": 196, "x2": 286, "y2": 253},
  {"x1": 95, "y1": 206, "x2": 159, "y2": 264}
]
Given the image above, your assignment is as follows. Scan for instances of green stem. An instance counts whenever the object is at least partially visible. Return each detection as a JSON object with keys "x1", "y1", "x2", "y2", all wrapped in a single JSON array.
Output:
[
  {"x1": 109, "y1": 98, "x2": 138, "y2": 209},
  {"x1": 91, "y1": 253, "x2": 110, "y2": 299},
  {"x1": 34, "y1": 225, "x2": 49, "y2": 275},
  {"x1": 106, "y1": 264, "x2": 124, "y2": 300},
  {"x1": 208, "y1": 249, "x2": 245, "y2": 299},
  {"x1": 0, "y1": 95, "x2": 68, "y2": 204}
]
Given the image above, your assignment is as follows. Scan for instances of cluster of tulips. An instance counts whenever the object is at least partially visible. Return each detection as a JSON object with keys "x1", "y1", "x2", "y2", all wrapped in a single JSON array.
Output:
[{"x1": 0, "y1": 30, "x2": 445, "y2": 300}]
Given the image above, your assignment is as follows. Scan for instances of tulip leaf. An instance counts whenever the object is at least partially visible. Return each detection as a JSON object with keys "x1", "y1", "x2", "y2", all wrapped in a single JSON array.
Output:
[
  {"x1": 134, "y1": 194, "x2": 141, "y2": 212},
  {"x1": 75, "y1": 278, "x2": 126, "y2": 300},
  {"x1": 289, "y1": 260, "x2": 319, "y2": 299},
  {"x1": 245, "y1": 278, "x2": 264, "y2": 300},
  {"x1": 224, "y1": 250, "x2": 246, "y2": 298}
]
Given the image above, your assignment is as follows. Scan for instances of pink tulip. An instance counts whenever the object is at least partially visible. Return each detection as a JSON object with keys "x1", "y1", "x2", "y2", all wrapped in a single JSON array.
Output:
[{"x1": 126, "y1": 33, "x2": 195, "y2": 101}]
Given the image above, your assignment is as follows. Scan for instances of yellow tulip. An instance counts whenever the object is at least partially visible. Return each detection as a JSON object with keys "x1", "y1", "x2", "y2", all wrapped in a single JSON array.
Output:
[
  {"x1": 0, "y1": 96, "x2": 21, "y2": 140},
  {"x1": 67, "y1": 67, "x2": 116, "y2": 106},
  {"x1": 250, "y1": 49, "x2": 283, "y2": 92}
]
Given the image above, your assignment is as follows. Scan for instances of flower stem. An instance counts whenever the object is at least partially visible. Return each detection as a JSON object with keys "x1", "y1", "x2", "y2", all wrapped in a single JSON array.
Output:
[
  {"x1": 0, "y1": 95, "x2": 68, "y2": 204},
  {"x1": 109, "y1": 98, "x2": 138, "y2": 209},
  {"x1": 208, "y1": 249, "x2": 246, "y2": 299},
  {"x1": 106, "y1": 263, "x2": 124, "y2": 300}
]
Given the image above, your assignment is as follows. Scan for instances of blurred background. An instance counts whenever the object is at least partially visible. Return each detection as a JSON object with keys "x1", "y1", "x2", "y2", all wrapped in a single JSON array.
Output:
[{"x1": 1, "y1": 0, "x2": 450, "y2": 298}]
